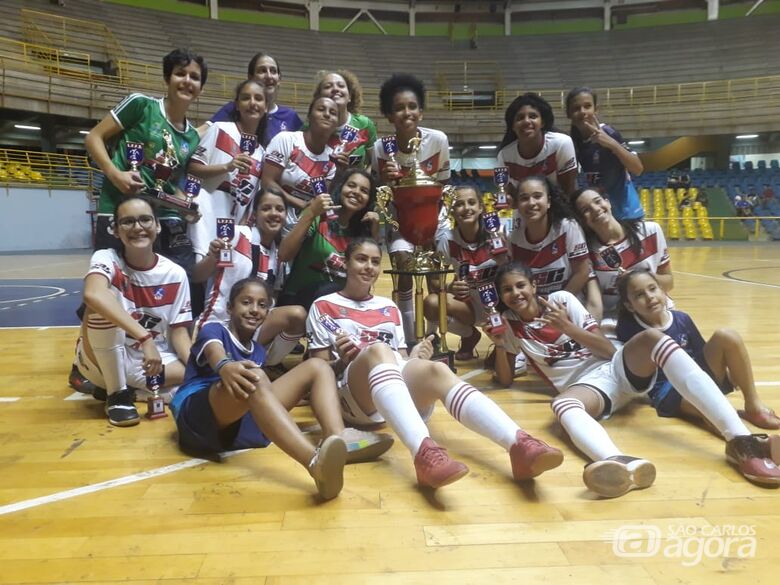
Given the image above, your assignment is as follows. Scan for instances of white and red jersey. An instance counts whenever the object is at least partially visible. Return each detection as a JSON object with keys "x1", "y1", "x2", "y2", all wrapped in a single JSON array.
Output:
[
  {"x1": 195, "y1": 225, "x2": 255, "y2": 333},
  {"x1": 264, "y1": 131, "x2": 336, "y2": 203},
  {"x1": 589, "y1": 221, "x2": 671, "y2": 317},
  {"x1": 502, "y1": 290, "x2": 604, "y2": 391},
  {"x1": 510, "y1": 218, "x2": 588, "y2": 294},
  {"x1": 87, "y1": 249, "x2": 192, "y2": 357},
  {"x1": 371, "y1": 126, "x2": 450, "y2": 183},
  {"x1": 437, "y1": 227, "x2": 501, "y2": 322},
  {"x1": 307, "y1": 292, "x2": 406, "y2": 360},
  {"x1": 497, "y1": 131, "x2": 576, "y2": 190},
  {"x1": 189, "y1": 122, "x2": 264, "y2": 258}
]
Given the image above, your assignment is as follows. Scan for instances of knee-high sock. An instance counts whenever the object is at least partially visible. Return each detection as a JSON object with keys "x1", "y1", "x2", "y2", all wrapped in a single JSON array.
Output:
[
  {"x1": 85, "y1": 314, "x2": 127, "y2": 395},
  {"x1": 447, "y1": 317, "x2": 474, "y2": 338},
  {"x1": 552, "y1": 398, "x2": 622, "y2": 461},
  {"x1": 444, "y1": 382, "x2": 519, "y2": 450},
  {"x1": 368, "y1": 364, "x2": 430, "y2": 456},
  {"x1": 264, "y1": 330, "x2": 301, "y2": 366},
  {"x1": 651, "y1": 335, "x2": 749, "y2": 441},
  {"x1": 398, "y1": 290, "x2": 416, "y2": 342}
]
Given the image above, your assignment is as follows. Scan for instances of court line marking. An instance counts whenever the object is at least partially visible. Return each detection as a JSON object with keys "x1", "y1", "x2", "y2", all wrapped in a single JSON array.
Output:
[
  {"x1": 0, "y1": 450, "x2": 249, "y2": 517},
  {"x1": 0, "y1": 285, "x2": 66, "y2": 304},
  {"x1": 64, "y1": 392, "x2": 92, "y2": 401},
  {"x1": 676, "y1": 270, "x2": 780, "y2": 290},
  {"x1": 0, "y1": 397, "x2": 20, "y2": 403},
  {"x1": 0, "y1": 325, "x2": 79, "y2": 330},
  {"x1": 461, "y1": 368, "x2": 485, "y2": 381}
]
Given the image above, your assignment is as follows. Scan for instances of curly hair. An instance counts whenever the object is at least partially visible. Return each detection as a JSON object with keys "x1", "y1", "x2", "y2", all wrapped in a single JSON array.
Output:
[
  {"x1": 379, "y1": 73, "x2": 426, "y2": 116},
  {"x1": 498, "y1": 92, "x2": 555, "y2": 150},
  {"x1": 313, "y1": 69, "x2": 363, "y2": 114}
]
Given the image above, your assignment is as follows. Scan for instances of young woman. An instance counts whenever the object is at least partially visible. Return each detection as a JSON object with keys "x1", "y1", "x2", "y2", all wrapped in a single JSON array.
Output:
[
  {"x1": 573, "y1": 188, "x2": 672, "y2": 323},
  {"x1": 487, "y1": 263, "x2": 780, "y2": 497},
  {"x1": 262, "y1": 96, "x2": 339, "y2": 234},
  {"x1": 188, "y1": 79, "x2": 267, "y2": 260},
  {"x1": 423, "y1": 185, "x2": 509, "y2": 360},
  {"x1": 73, "y1": 197, "x2": 192, "y2": 427},
  {"x1": 312, "y1": 70, "x2": 377, "y2": 169},
  {"x1": 497, "y1": 93, "x2": 577, "y2": 198},
  {"x1": 209, "y1": 52, "x2": 302, "y2": 147},
  {"x1": 192, "y1": 187, "x2": 306, "y2": 372},
  {"x1": 278, "y1": 168, "x2": 379, "y2": 309},
  {"x1": 85, "y1": 48, "x2": 206, "y2": 272},
  {"x1": 616, "y1": 269, "x2": 780, "y2": 430},
  {"x1": 370, "y1": 73, "x2": 451, "y2": 341},
  {"x1": 566, "y1": 87, "x2": 644, "y2": 220},
  {"x1": 307, "y1": 238, "x2": 563, "y2": 490}
]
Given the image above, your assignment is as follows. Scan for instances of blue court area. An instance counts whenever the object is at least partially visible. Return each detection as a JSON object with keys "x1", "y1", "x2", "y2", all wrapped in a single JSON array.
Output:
[{"x1": 0, "y1": 279, "x2": 83, "y2": 328}]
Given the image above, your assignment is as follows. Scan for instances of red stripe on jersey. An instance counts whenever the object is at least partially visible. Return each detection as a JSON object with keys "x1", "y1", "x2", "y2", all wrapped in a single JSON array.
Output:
[
  {"x1": 289, "y1": 147, "x2": 332, "y2": 178},
  {"x1": 448, "y1": 240, "x2": 492, "y2": 266},
  {"x1": 512, "y1": 233, "x2": 567, "y2": 268},
  {"x1": 317, "y1": 299, "x2": 401, "y2": 328},
  {"x1": 508, "y1": 318, "x2": 564, "y2": 345},
  {"x1": 196, "y1": 270, "x2": 224, "y2": 332},
  {"x1": 318, "y1": 221, "x2": 350, "y2": 251},
  {"x1": 215, "y1": 129, "x2": 241, "y2": 158},
  {"x1": 619, "y1": 231, "x2": 659, "y2": 267},
  {"x1": 505, "y1": 153, "x2": 558, "y2": 182},
  {"x1": 124, "y1": 282, "x2": 182, "y2": 308},
  {"x1": 235, "y1": 232, "x2": 252, "y2": 260}
]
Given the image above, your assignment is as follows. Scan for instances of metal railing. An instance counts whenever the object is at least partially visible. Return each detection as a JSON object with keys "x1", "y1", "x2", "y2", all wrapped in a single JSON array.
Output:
[{"x1": 0, "y1": 148, "x2": 96, "y2": 191}]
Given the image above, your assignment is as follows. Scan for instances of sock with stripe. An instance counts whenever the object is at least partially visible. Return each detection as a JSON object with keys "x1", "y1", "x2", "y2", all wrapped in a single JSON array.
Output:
[
  {"x1": 552, "y1": 397, "x2": 622, "y2": 461},
  {"x1": 264, "y1": 331, "x2": 301, "y2": 366},
  {"x1": 368, "y1": 364, "x2": 430, "y2": 456},
  {"x1": 397, "y1": 290, "x2": 416, "y2": 343},
  {"x1": 651, "y1": 335, "x2": 749, "y2": 441},
  {"x1": 85, "y1": 314, "x2": 127, "y2": 394},
  {"x1": 444, "y1": 383, "x2": 519, "y2": 450}
]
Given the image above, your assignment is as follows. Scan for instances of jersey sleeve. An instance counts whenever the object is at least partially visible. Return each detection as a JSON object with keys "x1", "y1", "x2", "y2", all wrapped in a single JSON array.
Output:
[
  {"x1": 306, "y1": 301, "x2": 334, "y2": 351},
  {"x1": 168, "y1": 265, "x2": 193, "y2": 327},
  {"x1": 110, "y1": 93, "x2": 149, "y2": 131},
  {"x1": 678, "y1": 312, "x2": 707, "y2": 355},
  {"x1": 554, "y1": 290, "x2": 597, "y2": 331},
  {"x1": 615, "y1": 314, "x2": 644, "y2": 343},
  {"x1": 191, "y1": 322, "x2": 226, "y2": 367},
  {"x1": 191, "y1": 123, "x2": 219, "y2": 166},
  {"x1": 86, "y1": 249, "x2": 117, "y2": 282},
  {"x1": 264, "y1": 132, "x2": 292, "y2": 169},
  {"x1": 554, "y1": 134, "x2": 578, "y2": 175},
  {"x1": 564, "y1": 219, "x2": 589, "y2": 260},
  {"x1": 649, "y1": 222, "x2": 671, "y2": 268}
]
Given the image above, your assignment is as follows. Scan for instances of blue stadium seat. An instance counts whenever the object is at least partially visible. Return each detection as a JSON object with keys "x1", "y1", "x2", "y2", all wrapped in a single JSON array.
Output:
[{"x1": 758, "y1": 160, "x2": 767, "y2": 170}]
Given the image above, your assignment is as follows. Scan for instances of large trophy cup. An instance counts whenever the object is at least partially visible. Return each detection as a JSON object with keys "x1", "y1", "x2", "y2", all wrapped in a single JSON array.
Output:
[{"x1": 375, "y1": 136, "x2": 456, "y2": 370}]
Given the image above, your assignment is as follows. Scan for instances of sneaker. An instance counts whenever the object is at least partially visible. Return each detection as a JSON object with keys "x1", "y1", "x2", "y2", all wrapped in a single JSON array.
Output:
[
  {"x1": 105, "y1": 389, "x2": 140, "y2": 427},
  {"x1": 341, "y1": 428, "x2": 395, "y2": 464},
  {"x1": 308, "y1": 435, "x2": 347, "y2": 500},
  {"x1": 583, "y1": 455, "x2": 656, "y2": 498},
  {"x1": 514, "y1": 353, "x2": 528, "y2": 376},
  {"x1": 413, "y1": 437, "x2": 469, "y2": 489},
  {"x1": 509, "y1": 430, "x2": 564, "y2": 481},
  {"x1": 68, "y1": 364, "x2": 106, "y2": 400},
  {"x1": 725, "y1": 434, "x2": 780, "y2": 486},
  {"x1": 291, "y1": 342, "x2": 306, "y2": 355},
  {"x1": 455, "y1": 328, "x2": 481, "y2": 361}
]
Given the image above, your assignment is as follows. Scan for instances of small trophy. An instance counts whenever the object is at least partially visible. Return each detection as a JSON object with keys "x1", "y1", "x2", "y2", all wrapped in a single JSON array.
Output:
[
  {"x1": 333, "y1": 124, "x2": 358, "y2": 156},
  {"x1": 478, "y1": 283, "x2": 506, "y2": 335},
  {"x1": 141, "y1": 130, "x2": 199, "y2": 219},
  {"x1": 311, "y1": 176, "x2": 339, "y2": 221},
  {"x1": 126, "y1": 142, "x2": 144, "y2": 172},
  {"x1": 599, "y1": 246, "x2": 623, "y2": 269},
  {"x1": 216, "y1": 217, "x2": 235, "y2": 268},
  {"x1": 318, "y1": 314, "x2": 366, "y2": 350},
  {"x1": 145, "y1": 372, "x2": 167, "y2": 420},
  {"x1": 238, "y1": 133, "x2": 258, "y2": 178},
  {"x1": 482, "y1": 211, "x2": 508, "y2": 256},
  {"x1": 455, "y1": 262, "x2": 471, "y2": 300},
  {"x1": 493, "y1": 167, "x2": 510, "y2": 210},
  {"x1": 381, "y1": 135, "x2": 400, "y2": 178}
]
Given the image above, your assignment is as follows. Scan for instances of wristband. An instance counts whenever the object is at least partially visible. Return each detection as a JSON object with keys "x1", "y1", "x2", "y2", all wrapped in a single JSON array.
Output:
[
  {"x1": 215, "y1": 357, "x2": 233, "y2": 374},
  {"x1": 137, "y1": 333, "x2": 153, "y2": 345}
]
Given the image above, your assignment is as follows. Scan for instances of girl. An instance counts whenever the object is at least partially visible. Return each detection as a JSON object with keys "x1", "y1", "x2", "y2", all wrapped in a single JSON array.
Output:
[
  {"x1": 209, "y1": 52, "x2": 302, "y2": 147},
  {"x1": 497, "y1": 93, "x2": 577, "y2": 198},
  {"x1": 307, "y1": 238, "x2": 563, "y2": 490},
  {"x1": 312, "y1": 70, "x2": 377, "y2": 168},
  {"x1": 192, "y1": 187, "x2": 306, "y2": 372},
  {"x1": 573, "y1": 188, "x2": 671, "y2": 322},
  {"x1": 423, "y1": 185, "x2": 509, "y2": 360},
  {"x1": 616, "y1": 269, "x2": 780, "y2": 430},
  {"x1": 262, "y1": 96, "x2": 339, "y2": 235},
  {"x1": 370, "y1": 73, "x2": 451, "y2": 342},
  {"x1": 74, "y1": 197, "x2": 192, "y2": 427},
  {"x1": 170, "y1": 277, "x2": 393, "y2": 500},
  {"x1": 566, "y1": 87, "x2": 644, "y2": 220},
  {"x1": 487, "y1": 263, "x2": 780, "y2": 497},
  {"x1": 278, "y1": 168, "x2": 380, "y2": 309},
  {"x1": 85, "y1": 49, "x2": 206, "y2": 272},
  {"x1": 188, "y1": 79, "x2": 267, "y2": 260}
]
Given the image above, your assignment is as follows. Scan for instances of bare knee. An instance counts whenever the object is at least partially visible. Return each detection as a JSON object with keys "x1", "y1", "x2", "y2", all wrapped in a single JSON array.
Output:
[
  {"x1": 712, "y1": 328, "x2": 742, "y2": 348},
  {"x1": 361, "y1": 342, "x2": 397, "y2": 365},
  {"x1": 285, "y1": 305, "x2": 308, "y2": 332},
  {"x1": 628, "y1": 328, "x2": 664, "y2": 352},
  {"x1": 423, "y1": 293, "x2": 439, "y2": 320}
]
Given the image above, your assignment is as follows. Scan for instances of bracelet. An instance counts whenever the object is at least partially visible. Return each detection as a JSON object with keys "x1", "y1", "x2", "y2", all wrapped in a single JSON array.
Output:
[
  {"x1": 215, "y1": 357, "x2": 233, "y2": 374},
  {"x1": 137, "y1": 333, "x2": 153, "y2": 345}
]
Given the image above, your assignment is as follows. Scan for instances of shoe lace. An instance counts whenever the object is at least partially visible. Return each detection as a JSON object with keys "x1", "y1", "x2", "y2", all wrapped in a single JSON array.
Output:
[
  {"x1": 421, "y1": 443, "x2": 449, "y2": 466},
  {"x1": 735, "y1": 435, "x2": 764, "y2": 459}
]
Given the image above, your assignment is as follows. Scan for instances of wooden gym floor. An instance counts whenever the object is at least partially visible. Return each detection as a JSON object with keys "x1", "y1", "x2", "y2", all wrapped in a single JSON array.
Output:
[{"x1": 0, "y1": 242, "x2": 779, "y2": 584}]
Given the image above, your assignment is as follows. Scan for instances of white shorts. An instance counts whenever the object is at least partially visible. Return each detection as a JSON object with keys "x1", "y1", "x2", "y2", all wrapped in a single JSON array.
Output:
[
  {"x1": 75, "y1": 337, "x2": 180, "y2": 391},
  {"x1": 337, "y1": 350, "x2": 435, "y2": 426},
  {"x1": 567, "y1": 345, "x2": 656, "y2": 417}
]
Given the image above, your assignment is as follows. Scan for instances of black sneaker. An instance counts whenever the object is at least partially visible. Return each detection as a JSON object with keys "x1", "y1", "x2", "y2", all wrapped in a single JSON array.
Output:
[
  {"x1": 105, "y1": 389, "x2": 140, "y2": 427},
  {"x1": 291, "y1": 342, "x2": 306, "y2": 355},
  {"x1": 68, "y1": 364, "x2": 107, "y2": 400}
]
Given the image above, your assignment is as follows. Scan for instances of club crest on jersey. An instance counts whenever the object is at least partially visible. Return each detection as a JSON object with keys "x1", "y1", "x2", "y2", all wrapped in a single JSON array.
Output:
[
  {"x1": 153, "y1": 287, "x2": 165, "y2": 301},
  {"x1": 551, "y1": 242, "x2": 559, "y2": 256},
  {"x1": 380, "y1": 307, "x2": 390, "y2": 316},
  {"x1": 678, "y1": 334, "x2": 689, "y2": 348}
]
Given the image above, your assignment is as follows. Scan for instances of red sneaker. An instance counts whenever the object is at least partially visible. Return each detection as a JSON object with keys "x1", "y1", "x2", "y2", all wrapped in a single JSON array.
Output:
[
  {"x1": 725, "y1": 434, "x2": 780, "y2": 486},
  {"x1": 414, "y1": 437, "x2": 468, "y2": 489},
  {"x1": 509, "y1": 430, "x2": 564, "y2": 480}
]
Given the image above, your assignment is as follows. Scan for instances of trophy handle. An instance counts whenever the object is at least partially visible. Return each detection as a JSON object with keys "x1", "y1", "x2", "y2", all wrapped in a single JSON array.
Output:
[{"x1": 375, "y1": 186, "x2": 399, "y2": 231}]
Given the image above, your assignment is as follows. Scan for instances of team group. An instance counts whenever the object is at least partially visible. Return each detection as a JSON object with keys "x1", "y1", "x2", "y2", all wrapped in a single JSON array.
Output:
[{"x1": 71, "y1": 47, "x2": 780, "y2": 500}]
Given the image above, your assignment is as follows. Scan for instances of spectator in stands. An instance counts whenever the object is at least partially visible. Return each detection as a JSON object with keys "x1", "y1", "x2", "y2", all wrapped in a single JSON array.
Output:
[
  {"x1": 762, "y1": 184, "x2": 775, "y2": 204},
  {"x1": 72, "y1": 197, "x2": 192, "y2": 427},
  {"x1": 667, "y1": 171, "x2": 680, "y2": 189},
  {"x1": 311, "y1": 70, "x2": 377, "y2": 169},
  {"x1": 680, "y1": 173, "x2": 691, "y2": 189},
  {"x1": 735, "y1": 195, "x2": 753, "y2": 217},
  {"x1": 84, "y1": 48, "x2": 206, "y2": 275},
  {"x1": 746, "y1": 186, "x2": 759, "y2": 208},
  {"x1": 497, "y1": 93, "x2": 577, "y2": 197},
  {"x1": 210, "y1": 53, "x2": 302, "y2": 147},
  {"x1": 566, "y1": 87, "x2": 644, "y2": 220}
]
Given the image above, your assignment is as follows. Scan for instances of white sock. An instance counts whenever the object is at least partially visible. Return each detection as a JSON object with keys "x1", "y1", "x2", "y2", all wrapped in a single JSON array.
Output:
[
  {"x1": 85, "y1": 314, "x2": 127, "y2": 394},
  {"x1": 447, "y1": 317, "x2": 473, "y2": 338},
  {"x1": 444, "y1": 382, "x2": 519, "y2": 450},
  {"x1": 651, "y1": 335, "x2": 750, "y2": 441},
  {"x1": 398, "y1": 290, "x2": 416, "y2": 342},
  {"x1": 552, "y1": 397, "x2": 622, "y2": 461},
  {"x1": 264, "y1": 330, "x2": 301, "y2": 366},
  {"x1": 368, "y1": 364, "x2": 430, "y2": 456}
]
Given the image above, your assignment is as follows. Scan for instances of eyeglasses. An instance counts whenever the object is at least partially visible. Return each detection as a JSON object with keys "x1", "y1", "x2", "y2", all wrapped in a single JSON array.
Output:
[{"x1": 116, "y1": 215, "x2": 155, "y2": 229}]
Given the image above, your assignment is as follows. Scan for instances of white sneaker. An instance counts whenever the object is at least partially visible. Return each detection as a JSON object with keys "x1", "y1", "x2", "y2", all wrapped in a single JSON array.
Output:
[
  {"x1": 308, "y1": 436, "x2": 347, "y2": 500},
  {"x1": 514, "y1": 353, "x2": 527, "y2": 376},
  {"x1": 341, "y1": 427, "x2": 394, "y2": 463}
]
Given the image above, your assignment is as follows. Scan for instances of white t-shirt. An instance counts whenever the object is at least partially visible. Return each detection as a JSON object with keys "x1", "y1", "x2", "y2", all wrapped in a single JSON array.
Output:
[
  {"x1": 371, "y1": 126, "x2": 450, "y2": 183},
  {"x1": 497, "y1": 131, "x2": 576, "y2": 190},
  {"x1": 87, "y1": 249, "x2": 192, "y2": 358}
]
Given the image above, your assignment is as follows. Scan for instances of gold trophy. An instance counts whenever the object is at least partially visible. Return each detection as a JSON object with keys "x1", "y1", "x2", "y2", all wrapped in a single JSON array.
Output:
[{"x1": 139, "y1": 130, "x2": 200, "y2": 221}]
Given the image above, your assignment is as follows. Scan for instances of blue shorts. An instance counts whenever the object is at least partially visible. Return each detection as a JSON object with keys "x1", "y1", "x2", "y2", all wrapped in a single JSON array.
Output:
[
  {"x1": 173, "y1": 379, "x2": 271, "y2": 455},
  {"x1": 648, "y1": 361, "x2": 734, "y2": 418}
]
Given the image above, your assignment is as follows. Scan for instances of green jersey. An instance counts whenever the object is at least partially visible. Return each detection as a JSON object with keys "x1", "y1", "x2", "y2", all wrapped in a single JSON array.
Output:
[
  {"x1": 98, "y1": 93, "x2": 200, "y2": 218},
  {"x1": 303, "y1": 112, "x2": 377, "y2": 168}
]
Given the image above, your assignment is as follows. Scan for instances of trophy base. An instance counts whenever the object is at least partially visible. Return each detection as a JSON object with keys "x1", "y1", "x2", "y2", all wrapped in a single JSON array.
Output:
[
  {"x1": 146, "y1": 397, "x2": 168, "y2": 420},
  {"x1": 215, "y1": 261, "x2": 234, "y2": 269},
  {"x1": 430, "y1": 350, "x2": 456, "y2": 373},
  {"x1": 139, "y1": 189, "x2": 199, "y2": 220}
]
